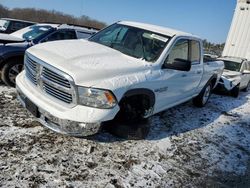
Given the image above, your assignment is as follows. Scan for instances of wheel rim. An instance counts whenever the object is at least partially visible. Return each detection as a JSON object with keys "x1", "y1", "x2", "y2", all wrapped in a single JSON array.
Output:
[
  {"x1": 202, "y1": 85, "x2": 211, "y2": 105},
  {"x1": 8, "y1": 64, "x2": 23, "y2": 84}
]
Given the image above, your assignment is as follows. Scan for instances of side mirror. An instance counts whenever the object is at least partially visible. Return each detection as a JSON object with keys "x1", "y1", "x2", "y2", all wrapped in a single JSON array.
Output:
[
  {"x1": 243, "y1": 70, "x2": 250, "y2": 74},
  {"x1": 163, "y1": 58, "x2": 191, "y2": 72}
]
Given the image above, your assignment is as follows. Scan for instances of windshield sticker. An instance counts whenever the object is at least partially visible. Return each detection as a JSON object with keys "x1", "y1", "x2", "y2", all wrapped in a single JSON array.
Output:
[
  {"x1": 150, "y1": 34, "x2": 168, "y2": 42},
  {"x1": 39, "y1": 27, "x2": 49, "y2": 31}
]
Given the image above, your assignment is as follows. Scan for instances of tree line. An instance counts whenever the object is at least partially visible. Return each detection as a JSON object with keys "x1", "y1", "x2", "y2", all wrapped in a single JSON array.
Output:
[
  {"x1": 0, "y1": 4, "x2": 106, "y2": 29},
  {"x1": 203, "y1": 39, "x2": 225, "y2": 56}
]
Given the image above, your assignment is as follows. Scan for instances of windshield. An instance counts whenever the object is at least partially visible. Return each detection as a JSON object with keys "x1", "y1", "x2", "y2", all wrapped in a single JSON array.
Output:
[
  {"x1": 223, "y1": 60, "x2": 242, "y2": 72},
  {"x1": 89, "y1": 23, "x2": 170, "y2": 62},
  {"x1": 11, "y1": 25, "x2": 53, "y2": 40},
  {"x1": 0, "y1": 20, "x2": 10, "y2": 30}
]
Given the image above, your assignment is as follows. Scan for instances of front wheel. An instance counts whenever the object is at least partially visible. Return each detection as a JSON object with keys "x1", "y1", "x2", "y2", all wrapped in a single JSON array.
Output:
[
  {"x1": 1, "y1": 59, "x2": 23, "y2": 87},
  {"x1": 104, "y1": 96, "x2": 151, "y2": 140},
  {"x1": 193, "y1": 82, "x2": 212, "y2": 107}
]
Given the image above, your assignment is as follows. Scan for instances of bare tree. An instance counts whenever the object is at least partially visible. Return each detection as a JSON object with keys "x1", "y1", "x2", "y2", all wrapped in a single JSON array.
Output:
[{"x1": 0, "y1": 4, "x2": 106, "y2": 29}]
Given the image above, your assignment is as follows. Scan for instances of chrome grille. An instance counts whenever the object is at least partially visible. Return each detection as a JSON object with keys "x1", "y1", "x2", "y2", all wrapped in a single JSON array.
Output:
[
  {"x1": 24, "y1": 54, "x2": 75, "y2": 105},
  {"x1": 25, "y1": 55, "x2": 38, "y2": 85},
  {"x1": 43, "y1": 82, "x2": 73, "y2": 104},
  {"x1": 42, "y1": 67, "x2": 71, "y2": 88}
]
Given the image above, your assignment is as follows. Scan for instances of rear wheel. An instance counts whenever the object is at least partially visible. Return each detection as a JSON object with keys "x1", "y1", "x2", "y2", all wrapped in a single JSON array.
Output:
[
  {"x1": 1, "y1": 59, "x2": 23, "y2": 87},
  {"x1": 242, "y1": 82, "x2": 250, "y2": 92},
  {"x1": 193, "y1": 82, "x2": 212, "y2": 107},
  {"x1": 231, "y1": 84, "x2": 240, "y2": 98}
]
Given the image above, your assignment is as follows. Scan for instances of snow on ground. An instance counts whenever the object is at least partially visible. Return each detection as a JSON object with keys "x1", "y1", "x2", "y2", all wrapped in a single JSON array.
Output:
[{"x1": 0, "y1": 82, "x2": 249, "y2": 187}]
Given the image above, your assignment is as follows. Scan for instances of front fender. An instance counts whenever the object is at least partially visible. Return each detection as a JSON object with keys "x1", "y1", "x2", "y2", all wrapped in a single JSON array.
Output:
[{"x1": 221, "y1": 76, "x2": 241, "y2": 90}]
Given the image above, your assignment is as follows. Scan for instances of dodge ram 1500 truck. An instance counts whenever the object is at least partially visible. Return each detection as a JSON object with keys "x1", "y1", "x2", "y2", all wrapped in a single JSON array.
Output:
[{"x1": 16, "y1": 21, "x2": 224, "y2": 137}]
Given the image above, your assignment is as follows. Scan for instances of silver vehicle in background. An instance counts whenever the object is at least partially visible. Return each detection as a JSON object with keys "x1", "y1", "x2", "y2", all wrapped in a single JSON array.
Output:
[{"x1": 215, "y1": 56, "x2": 250, "y2": 97}]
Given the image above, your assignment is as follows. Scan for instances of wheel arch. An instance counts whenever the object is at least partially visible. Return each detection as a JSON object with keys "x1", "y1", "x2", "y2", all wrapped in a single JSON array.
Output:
[
  {"x1": 0, "y1": 52, "x2": 24, "y2": 70},
  {"x1": 121, "y1": 88, "x2": 156, "y2": 108},
  {"x1": 209, "y1": 74, "x2": 218, "y2": 89}
]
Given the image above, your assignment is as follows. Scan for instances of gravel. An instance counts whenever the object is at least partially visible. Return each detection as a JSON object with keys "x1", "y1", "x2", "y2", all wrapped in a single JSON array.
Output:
[{"x1": 0, "y1": 83, "x2": 249, "y2": 187}]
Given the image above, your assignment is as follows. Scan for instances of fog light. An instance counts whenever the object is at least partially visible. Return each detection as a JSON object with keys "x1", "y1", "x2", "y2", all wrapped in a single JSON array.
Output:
[{"x1": 79, "y1": 123, "x2": 87, "y2": 128}]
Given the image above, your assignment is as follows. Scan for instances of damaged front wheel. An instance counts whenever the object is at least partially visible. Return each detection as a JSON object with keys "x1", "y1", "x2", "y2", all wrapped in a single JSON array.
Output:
[{"x1": 104, "y1": 95, "x2": 151, "y2": 140}]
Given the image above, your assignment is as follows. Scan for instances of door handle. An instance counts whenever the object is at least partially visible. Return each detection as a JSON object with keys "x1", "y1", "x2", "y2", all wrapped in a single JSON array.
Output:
[
  {"x1": 196, "y1": 70, "x2": 202, "y2": 74},
  {"x1": 181, "y1": 74, "x2": 187, "y2": 77}
]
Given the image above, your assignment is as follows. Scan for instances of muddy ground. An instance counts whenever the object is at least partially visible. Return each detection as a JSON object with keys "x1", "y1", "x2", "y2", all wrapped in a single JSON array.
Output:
[{"x1": 0, "y1": 83, "x2": 249, "y2": 188}]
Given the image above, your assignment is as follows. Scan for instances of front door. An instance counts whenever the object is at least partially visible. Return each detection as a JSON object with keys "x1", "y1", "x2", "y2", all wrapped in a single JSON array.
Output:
[{"x1": 154, "y1": 39, "x2": 203, "y2": 112}]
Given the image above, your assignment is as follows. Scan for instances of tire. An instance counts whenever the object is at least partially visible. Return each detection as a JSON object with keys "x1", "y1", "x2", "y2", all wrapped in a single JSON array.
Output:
[
  {"x1": 231, "y1": 84, "x2": 240, "y2": 98},
  {"x1": 242, "y1": 82, "x2": 250, "y2": 92},
  {"x1": 1, "y1": 59, "x2": 24, "y2": 87},
  {"x1": 193, "y1": 82, "x2": 212, "y2": 107},
  {"x1": 103, "y1": 96, "x2": 151, "y2": 140}
]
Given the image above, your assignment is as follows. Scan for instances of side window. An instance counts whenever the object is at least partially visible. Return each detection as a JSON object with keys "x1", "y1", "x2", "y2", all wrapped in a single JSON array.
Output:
[
  {"x1": 247, "y1": 62, "x2": 250, "y2": 71},
  {"x1": 10, "y1": 22, "x2": 24, "y2": 31},
  {"x1": 245, "y1": 62, "x2": 250, "y2": 71},
  {"x1": 76, "y1": 31, "x2": 92, "y2": 39},
  {"x1": 241, "y1": 62, "x2": 247, "y2": 71},
  {"x1": 24, "y1": 23, "x2": 31, "y2": 27},
  {"x1": 45, "y1": 30, "x2": 76, "y2": 42},
  {"x1": 190, "y1": 40, "x2": 201, "y2": 63},
  {"x1": 165, "y1": 39, "x2": 189, "y2": 65}
]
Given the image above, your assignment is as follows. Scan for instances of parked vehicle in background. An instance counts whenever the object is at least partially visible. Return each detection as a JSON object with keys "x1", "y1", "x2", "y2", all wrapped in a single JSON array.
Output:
[
  {"x1": 215, "y1": 57, "x2": 250, "y2": 97},
  {"x1": 16, "y1": 21, "x2": 224, "y2": 138},
  {"x1": 0, "y1": 23, "x2": 98, "y2": 86},
  {"x1": 204, "y1": 53, "x2": 218, "y2": 62},
  {"x1": 0, "y1": 18, "x2": 35, "y2": 34}
]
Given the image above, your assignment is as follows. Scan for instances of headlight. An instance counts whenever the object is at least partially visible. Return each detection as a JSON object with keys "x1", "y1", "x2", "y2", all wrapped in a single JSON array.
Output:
[{"x1": 78, "y1": 87, "x2": 117, "y2": 109}]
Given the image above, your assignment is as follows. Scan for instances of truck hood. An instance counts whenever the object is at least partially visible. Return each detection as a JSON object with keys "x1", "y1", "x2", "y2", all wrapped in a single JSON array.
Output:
[
  {"x1": 27, "y1": 39, "x2": 152, "y2": 86},
  {"x1": 0, "y1": 33, "x2": 25, "y2": 44},
  {"x1": 222, "y1": 69, "x2": 241, "y2": 79}
]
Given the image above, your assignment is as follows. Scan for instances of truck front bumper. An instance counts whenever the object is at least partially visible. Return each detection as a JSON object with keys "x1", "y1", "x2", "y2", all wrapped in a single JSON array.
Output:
[{"x1": 16, "y1": 72, "x2": 119, "y2": 137}]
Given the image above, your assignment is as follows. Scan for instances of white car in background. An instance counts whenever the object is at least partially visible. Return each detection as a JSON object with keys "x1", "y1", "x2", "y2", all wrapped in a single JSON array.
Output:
[{"x1": 215, "y1": 57, "x2": 250, "y2": 97}]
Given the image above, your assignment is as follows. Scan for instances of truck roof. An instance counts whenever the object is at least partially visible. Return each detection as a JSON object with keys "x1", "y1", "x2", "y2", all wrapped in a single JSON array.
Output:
[{"x1": 119, "y1": 21, "x2": 198, "y2": 38}]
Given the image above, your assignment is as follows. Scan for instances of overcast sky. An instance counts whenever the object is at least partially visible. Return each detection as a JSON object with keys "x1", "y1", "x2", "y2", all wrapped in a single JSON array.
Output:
[{"x1": 1, "y1": 0, "x2": 237, "y2": 43}]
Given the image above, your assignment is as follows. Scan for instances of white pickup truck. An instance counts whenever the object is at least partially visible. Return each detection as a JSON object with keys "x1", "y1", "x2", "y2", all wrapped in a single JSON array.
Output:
[{"x1": 16, "y1": 21, "x2": 224, "y2": 137}]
